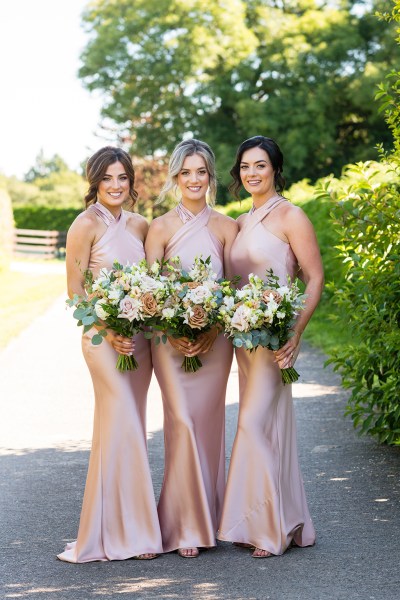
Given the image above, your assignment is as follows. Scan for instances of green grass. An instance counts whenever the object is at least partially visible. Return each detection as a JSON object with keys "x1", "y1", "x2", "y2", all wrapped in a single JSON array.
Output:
[
  {"x1": 302, "y1": 301, "x2": 352, "y2": 356},
  {"x1": 0, "y1": 266, "x2": 66, "y2": 350}
]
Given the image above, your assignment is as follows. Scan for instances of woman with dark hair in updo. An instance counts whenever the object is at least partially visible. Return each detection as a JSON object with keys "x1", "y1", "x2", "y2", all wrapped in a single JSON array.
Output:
[
  {"x1": 217, "y1": 136, "x2": 324, "y2": 558},
  {"x1": 58, "y1": 146, "x2": 162, "y2": 562}
]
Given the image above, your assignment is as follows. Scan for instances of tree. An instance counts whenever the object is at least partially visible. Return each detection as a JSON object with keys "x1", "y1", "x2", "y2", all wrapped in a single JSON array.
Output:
[
  {"x1": 24, "y1": 150, "x2": 70, "y2": 183},
  {"x1": 79, "y1": 0, "x2": 396, "y2": 195}
]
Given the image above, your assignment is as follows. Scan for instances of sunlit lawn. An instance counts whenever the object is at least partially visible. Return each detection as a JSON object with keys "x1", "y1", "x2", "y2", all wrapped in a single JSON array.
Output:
[{"x1": 0, "y1": 263, "x2": 66, "y2": 350}]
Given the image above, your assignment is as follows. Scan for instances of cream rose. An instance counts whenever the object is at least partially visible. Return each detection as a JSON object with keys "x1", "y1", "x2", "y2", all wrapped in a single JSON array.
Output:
[
  {"x1": 230, "y1": 304, "x2": 252, "y2": 332},
  {"x1": 118, "y1": 296, "x2": 141, "y2": 322},
  {"x1": 94, "y1": 301, "x2": 109, "y2": 321},
  {"x1": 189, "y1": 285, "x2": 211, "y2": 304},
  {"x1": 140, "y1": 275, "x2": 162, "y2": 293}
]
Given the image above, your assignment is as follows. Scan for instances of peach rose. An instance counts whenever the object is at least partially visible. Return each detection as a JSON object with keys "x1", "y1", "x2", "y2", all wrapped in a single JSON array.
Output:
[
  {"x1": 186, "y1": 281, "x2": 202, "y2": 289},
  {"x1": 188, "y1": 305, "x2": 208, "y2": 329},
  {"x1": 141, "y1": 292, "x2": 158, "y2": 316},
  {"x1": 262, "y1": 289, "x2": 282, "y2": 304}
]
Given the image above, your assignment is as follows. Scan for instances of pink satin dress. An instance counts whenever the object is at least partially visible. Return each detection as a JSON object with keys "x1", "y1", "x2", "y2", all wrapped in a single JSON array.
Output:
[
  {"x1": 58, "y1": 202, "x2": 162, "y2": 562},
  {"x1": 218, "y1": 195, "x2": 316, "y2": 554},
  {"x1": 151, "y1": 203, "x2": 233, "y2": 553}
]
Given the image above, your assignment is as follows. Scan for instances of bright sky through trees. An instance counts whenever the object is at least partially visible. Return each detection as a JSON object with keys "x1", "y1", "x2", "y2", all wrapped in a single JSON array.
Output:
[{"x1": 0, "y1": 0, "x2": 104, "y2": 178}]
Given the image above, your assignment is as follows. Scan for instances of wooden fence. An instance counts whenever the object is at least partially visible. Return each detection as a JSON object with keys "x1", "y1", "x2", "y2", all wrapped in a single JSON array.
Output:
[{"x1": 13, "y1": 229, "x2": 67, "y2": 259}]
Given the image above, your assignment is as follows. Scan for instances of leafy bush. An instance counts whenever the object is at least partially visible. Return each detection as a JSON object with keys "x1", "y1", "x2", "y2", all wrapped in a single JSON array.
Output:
[
  {"x1": 13, "y1": 206, "x2": 83, "y2": 231},
  {"x1": 314, "y1": 1, "x2": 400, "y2": 445},
  {"x1": 316, "y1": 161, "x2": 400, "y2": 445},
  {"x1": 0, "y1": 188, "x2": 14, "y2": 271}
]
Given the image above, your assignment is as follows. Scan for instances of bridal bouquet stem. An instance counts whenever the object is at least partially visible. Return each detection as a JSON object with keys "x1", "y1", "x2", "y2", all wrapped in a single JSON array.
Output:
[
  {"x1": 218, "y1": 270, "x2": 306, "y2": 384},
  {"x1": 148, "y1": 256, "x2": 233, "y2": 373},
  {"x1": 67, "y1": 259, "x2": 171, "y2": 371}
]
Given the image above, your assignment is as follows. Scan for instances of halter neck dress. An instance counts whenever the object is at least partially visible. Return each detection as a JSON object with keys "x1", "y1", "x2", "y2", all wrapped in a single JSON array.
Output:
[
  {"x1": 151, "y1": 203, "x2": 233, "y2": 553},
  {"x1": 58, "y1": 202, "x2": 162, "y2": 562},
  {"x1": 217, "y1": 196, "x2": 316, "y2": 554}
]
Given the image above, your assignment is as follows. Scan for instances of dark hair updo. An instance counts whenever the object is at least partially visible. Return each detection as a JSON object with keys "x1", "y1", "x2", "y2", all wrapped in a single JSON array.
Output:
[
  {"x1": 84, "y1": 146, "x2": 138, "y2": 208},
  {"x1": 229, "y1": 136, "x2": 285, "y2": 200}
]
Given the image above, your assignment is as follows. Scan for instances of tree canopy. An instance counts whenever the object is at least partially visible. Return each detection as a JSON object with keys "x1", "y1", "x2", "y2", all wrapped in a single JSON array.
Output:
[{"x1": 79, "y1": 0, "x2": 397, "y2": 194}]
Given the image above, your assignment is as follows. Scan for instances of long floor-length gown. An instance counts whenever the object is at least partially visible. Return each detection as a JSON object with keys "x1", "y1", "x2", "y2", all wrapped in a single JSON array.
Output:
[
  {"x1": 151, "y1": 203, "x2": 233, "y2": 553},
  {"x1": 58, "y1": 202, "x2": 162, "y2": 562},
  {"x1": 217, "y1": 195, "x2": 316, "y2": 555}
]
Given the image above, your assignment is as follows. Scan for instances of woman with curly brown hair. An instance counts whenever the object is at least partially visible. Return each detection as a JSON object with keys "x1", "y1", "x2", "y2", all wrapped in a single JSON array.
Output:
[{"x1": 58, "y1": 146, "x2": 162, "y2": 562}]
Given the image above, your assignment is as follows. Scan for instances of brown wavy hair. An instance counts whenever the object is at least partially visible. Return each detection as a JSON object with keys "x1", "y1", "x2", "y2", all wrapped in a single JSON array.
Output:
[
  {"x1": 229, "y1": 136, "x2": 285, "y2": 200},
  {"x1": 84, "y1": 146, "x2": 138, "y2": 208}
]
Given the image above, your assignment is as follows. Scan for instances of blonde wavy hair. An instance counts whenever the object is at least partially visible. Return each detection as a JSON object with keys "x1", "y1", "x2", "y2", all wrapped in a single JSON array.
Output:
[{"x1": 157, "y1": 139, "x2": 217, "y2": 205}]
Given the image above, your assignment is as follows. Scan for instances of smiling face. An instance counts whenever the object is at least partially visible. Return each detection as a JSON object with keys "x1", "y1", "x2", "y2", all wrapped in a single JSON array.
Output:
[
  {"x1": 239, "y1": 147, "x2": 276, "y2": 202},
  {"x1": 97, "y1": 161, "x2": 130, "y2": 215},
  {"x1": 176, "y1": 153, "x2": 209, "y2": 206}
]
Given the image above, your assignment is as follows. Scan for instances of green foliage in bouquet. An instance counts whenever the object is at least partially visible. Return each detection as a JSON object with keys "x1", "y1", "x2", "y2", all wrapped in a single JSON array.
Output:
[
  {"x1": 148, "y1": 256, "x2": 234, "y2": 373},
  {"x1": 219, "y1": 270, "x2": 306, "y2": 385}
]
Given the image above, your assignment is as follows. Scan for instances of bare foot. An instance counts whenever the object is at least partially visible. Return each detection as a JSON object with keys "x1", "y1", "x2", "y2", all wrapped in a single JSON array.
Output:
[
  {"x1": 177, "y1": 547, "x2": 199, "y2": 558},
  {"x1": 252, "y1": 548, "x2": 273, "y2": 558},
  {"x1": 133, "y1": 553, "x2": 158, "y2": 560}
]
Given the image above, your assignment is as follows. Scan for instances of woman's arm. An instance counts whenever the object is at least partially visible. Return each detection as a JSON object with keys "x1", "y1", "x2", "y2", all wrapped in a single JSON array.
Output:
[
  {"x1": 275, "y1": 206, "x2": 324, "y2": 368},
  {"x1": 66, "y1": 214, "x2": 96, "y2": 299},
  {"x1": 144, "y1": 217, "x2": 167, "y2": 264},
  {"x1": 66, "y1": 212, "x2": 134, "y2": 355},
  {"x1": 222, "y1": 217, "x2": 239, "y2": 280}
]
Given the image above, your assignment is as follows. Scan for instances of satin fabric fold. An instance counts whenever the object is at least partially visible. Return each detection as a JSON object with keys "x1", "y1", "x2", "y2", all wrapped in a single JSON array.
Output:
[
  {"x1": 217, "y1": 197, "x2": 315, "y2": 555},
  {"x1": 58, "y1": 203, "x2": 162, "y2": 562},
  {"x1": 151, "y1": 203, "x2": 233, "y2": 552}
]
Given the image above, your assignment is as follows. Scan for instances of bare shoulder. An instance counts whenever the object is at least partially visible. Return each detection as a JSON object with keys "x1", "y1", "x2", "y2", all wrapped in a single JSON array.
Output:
[
  {"x1": 281, "y1": 202, "x2": 313, "y2": 226},
  {"x1": 125, "y1": 211, "x2": 149, "y2": 236},
  {"x1": 210, "y1": 209, "x2": 238, "y2": 231},
  {"x1": 149, "y1": 209, "x2": 179, "y2": 232},
  {"x1": 68, "y1": 209, "x2": 97, "y2": 237},
  {"x1": 236, "y1": 212, "x2": 247, "y2": 228}
]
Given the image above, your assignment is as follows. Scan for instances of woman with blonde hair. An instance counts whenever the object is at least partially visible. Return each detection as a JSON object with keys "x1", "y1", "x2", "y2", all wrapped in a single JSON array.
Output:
[
  {"x1": 58, "y1": 146, "x2": 162, "y2": 562},
  {"x1": 146, "y1": 139, "x2": 238, "y2": 558}
]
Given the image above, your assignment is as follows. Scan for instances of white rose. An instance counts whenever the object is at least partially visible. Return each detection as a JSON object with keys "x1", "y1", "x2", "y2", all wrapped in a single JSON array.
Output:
[
  {"x1": 162, "y1": 307, "x2": 175, "y2": 319},
  {"x1": 95, "y1": 301, "x2": 109, "y2": 320},
  {"x1": 189, "y1": 285, "x2": 211, "y2": 304},
  {"x1": 140, "y1": 275, "x2": 161, "y2": 293}
]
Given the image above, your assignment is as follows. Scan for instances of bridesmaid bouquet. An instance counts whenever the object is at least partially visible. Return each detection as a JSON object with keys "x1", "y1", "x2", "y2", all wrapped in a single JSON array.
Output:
[
  {"x1": 67, "y1": 259, "x2": 171, "y2": 371},
  {"x1": 148, "y1": 255, "x2": 232, "y2": 373},
  {"x1": 218, "y1": 270, "x2": 306, "y2": 384}
]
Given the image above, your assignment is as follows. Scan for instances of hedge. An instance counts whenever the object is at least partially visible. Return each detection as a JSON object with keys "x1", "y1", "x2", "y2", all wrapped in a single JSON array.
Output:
[{"x1": 13, "y1": 206, "x2": 83, "y2": 232}]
